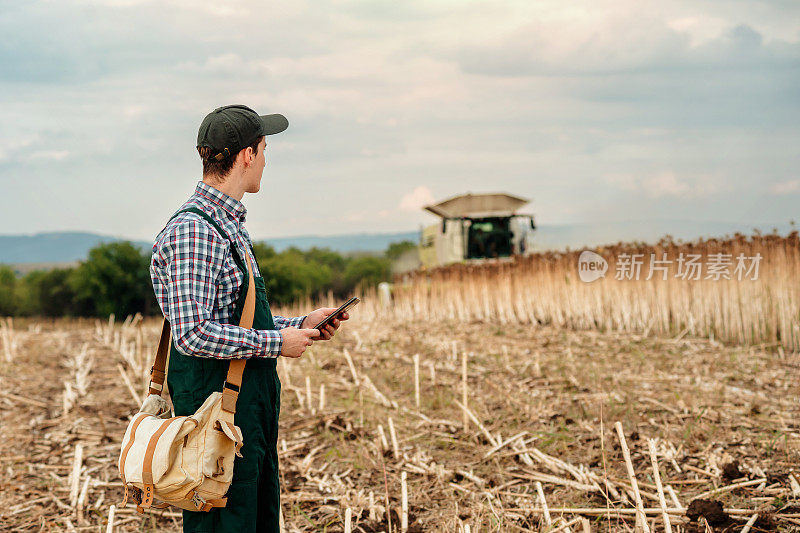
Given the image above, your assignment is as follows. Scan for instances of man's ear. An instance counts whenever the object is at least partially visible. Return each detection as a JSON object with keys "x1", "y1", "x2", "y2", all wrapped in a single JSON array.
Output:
[{"x1": 239, "y1": 146, "x2": 254, "y2": 168}]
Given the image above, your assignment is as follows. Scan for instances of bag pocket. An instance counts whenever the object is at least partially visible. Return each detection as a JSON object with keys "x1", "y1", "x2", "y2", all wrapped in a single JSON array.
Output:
[
  {"x1": 152, "y1": 418, "x2": 199, "y2": 492},
  {"x1": 200, "y1": 418, "x2": 242, "y2": 484}
]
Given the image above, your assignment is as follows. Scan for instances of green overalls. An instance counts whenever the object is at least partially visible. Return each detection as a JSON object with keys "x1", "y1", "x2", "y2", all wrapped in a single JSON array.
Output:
[{"x1": 165, "y1": 207, "x2": 282, "y2": 533}]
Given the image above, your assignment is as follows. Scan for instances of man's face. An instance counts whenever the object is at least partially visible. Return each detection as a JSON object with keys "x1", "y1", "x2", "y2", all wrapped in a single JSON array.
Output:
[{"x1": 243, "y1": 137, "x2": 267, "y2": 193}]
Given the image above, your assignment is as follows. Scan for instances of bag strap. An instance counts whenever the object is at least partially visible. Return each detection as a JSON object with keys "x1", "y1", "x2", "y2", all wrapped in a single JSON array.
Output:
[
  {"x1": 138, "y1": 416, "x2": 181, "y2": 512},
  {"x1": 147, "y1": 216, "x2": 258, "y2": 415},
  {"x1": 221, "y1": 250, "x2": 256, "y2": 414},
  {"x1": 147, "y1": 320, "x2": 171, "y2": 396}
]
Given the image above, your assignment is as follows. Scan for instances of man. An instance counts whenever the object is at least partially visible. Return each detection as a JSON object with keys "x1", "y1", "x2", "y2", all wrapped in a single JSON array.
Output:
[{"x1": 150, "y1": 104, "x2": 349, "y2": 532}]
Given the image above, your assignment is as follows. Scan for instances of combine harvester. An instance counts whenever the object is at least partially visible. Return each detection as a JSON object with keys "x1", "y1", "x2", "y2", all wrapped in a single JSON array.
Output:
[{"x1": 418, "y1": 192, "x2": 536, "y2": 269}]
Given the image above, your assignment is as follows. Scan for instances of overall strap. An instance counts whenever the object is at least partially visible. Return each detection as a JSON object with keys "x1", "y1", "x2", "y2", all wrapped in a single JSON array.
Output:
[
  {"x1": 147, "y1": 208, "x2": 258, "y2": 415},
  {"x1": 221, "y1": 250, "x2": 256, "y2": 413}
]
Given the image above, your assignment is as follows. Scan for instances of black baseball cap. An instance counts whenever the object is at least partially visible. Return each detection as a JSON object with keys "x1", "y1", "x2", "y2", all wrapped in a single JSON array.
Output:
[{"x1": 197, "y1": 104, "x2": 289, "y2": 161}]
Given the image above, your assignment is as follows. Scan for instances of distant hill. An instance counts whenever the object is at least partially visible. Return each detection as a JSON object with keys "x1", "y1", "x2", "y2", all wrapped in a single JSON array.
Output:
[
  {"x1": 0, "y1": 232, "x2": 152, "y2": 264},
  {"x1": 263, "y1": 231, "x2": 418, "y2": 253},
  {"x1": 532, "y1": 220, "x2": 796, "y2": 251},
  {"x1": 0, "y1": 230, "x2": 419, "y2": 266},
  {"x1": 11, "y1": 261, "x2": 81, "y2": 275},
  {"x1": 1, "y1": 221, "x2": 793, "y2": 268}
]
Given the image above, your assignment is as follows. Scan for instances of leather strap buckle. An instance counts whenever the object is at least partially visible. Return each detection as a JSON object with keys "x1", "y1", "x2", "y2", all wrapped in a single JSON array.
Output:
[{"x1": 191, "y1": 491, "x2": 206, "y2": 510}]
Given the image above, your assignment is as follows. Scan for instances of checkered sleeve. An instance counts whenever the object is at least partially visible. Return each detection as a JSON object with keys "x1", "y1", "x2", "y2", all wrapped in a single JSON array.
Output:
[
  {"x1": 273, "y1": 315, "x2": 307, "y2": 329},
  {"x1": 152, "y1": 216, "x2": 282, "y2": 359}
]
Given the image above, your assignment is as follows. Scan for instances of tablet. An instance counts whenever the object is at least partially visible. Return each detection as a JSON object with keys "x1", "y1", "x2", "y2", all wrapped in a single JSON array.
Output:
[{"x1": 313, "y1": 297, "x2": 360, "y2": 331}]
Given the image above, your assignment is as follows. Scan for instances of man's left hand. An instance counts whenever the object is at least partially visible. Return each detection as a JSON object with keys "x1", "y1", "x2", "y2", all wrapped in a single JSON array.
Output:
[{"x1": 302, "y1": 308, "x2": 350, "y2": 341}]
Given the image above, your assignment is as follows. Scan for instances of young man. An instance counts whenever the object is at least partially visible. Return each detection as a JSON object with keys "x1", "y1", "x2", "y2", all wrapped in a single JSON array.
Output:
[{"x1": 150, "y1": 104, "x2": 348, "y2": 532}]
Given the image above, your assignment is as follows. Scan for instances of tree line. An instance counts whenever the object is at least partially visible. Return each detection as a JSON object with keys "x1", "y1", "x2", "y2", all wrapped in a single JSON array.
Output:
[{"x1": 0, "y1": 240, "x2": 416, "y2": 317}]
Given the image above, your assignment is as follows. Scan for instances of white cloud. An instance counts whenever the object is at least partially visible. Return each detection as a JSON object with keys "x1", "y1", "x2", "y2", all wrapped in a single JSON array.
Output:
[
  {"x1": 399, "y1": 186, "x2": 435, "y2": 211},
  {"x1": 122, "y1": 105, "x2": 147, "y2": 119},
  {"x1": 649, "y1": 172, "x2": 692, "y2": 197},
  {"x1": 667, "y1": 16, "x2": 727, "y2": 47},
  {"x1": 606, "y1": 172, "x2": 717, "y2": 199},
  {"x1": 178, "y1": 54, "x2": 271, "y2": 76},
  {"x1": 343, "y1": 211, "x2": 366, "y2": 222},
  {"x1": 30, "y1": 150, "x2": 70, "y2": 161},
  {"x1": 75, "y1": 0, "x2": 240, "y2": 16},
  {"x1": 770, "y1": 180, "x2": 800, "y2": 195},
  {"x1": 456, "y1": 5, "x2": 799, "y2": 77},
  {"x1": 0, "y1": 0, "x2": 796, "y2": 239},
  {"x1": 0, "y1": 135, "x2": 41, "y2": 162}
]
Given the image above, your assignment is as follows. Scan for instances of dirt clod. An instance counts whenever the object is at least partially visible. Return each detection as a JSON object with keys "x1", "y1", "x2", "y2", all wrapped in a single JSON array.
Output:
[
  {"x1": 687, "y1": 499, "x2": 728, "y2": 525},
  {"x1": 755, "y1": 512, "x2": 778, "y2": 531},
  {"x1": 721, "y1": 460, "x2": 742, "y2": 481}
]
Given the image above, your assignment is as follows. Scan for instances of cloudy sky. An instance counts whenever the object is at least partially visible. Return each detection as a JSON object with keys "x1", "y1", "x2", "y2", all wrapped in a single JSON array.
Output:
[{"x1": 1, "y1": 0, "x2": 798, "y2": 242}]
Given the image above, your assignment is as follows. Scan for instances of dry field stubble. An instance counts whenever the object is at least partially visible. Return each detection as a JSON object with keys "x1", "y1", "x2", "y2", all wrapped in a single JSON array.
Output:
[
  {"x1": 394, "y1": 233, "x2": 800, "y2": 353},
  {"x1": 1, "y1": 306, "x2": 799, "y2": 532}
]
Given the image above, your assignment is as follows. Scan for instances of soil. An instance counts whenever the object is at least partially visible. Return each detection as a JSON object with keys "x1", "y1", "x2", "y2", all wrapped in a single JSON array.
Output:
[{"x1": 1, "y1": 316, "x2": 799, "y2": 531}]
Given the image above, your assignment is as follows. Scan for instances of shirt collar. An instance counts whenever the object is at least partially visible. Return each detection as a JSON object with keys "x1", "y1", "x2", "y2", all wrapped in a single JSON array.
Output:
[{"x1": 194, "y1": 181, "x2": 247, "y2": 223}]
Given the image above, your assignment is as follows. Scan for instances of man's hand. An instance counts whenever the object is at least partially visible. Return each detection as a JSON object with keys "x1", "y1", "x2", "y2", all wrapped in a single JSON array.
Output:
[
  {"x1": 302, "y1": 307, "x2": 350, "y2": 340},
  {"x1": 279, "y1": 327, "x2": 320, "y2": 358}
]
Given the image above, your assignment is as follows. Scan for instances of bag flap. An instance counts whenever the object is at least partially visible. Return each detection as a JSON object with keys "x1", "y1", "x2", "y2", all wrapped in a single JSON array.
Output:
[{"x1": 214, "y1": 419, "x2": 244, "y2": 457}]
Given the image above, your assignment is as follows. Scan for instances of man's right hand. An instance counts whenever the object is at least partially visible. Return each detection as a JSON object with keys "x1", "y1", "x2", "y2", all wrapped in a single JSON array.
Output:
[{"x1": 279, "y1": 327, "x2": 320, "y2": 358}]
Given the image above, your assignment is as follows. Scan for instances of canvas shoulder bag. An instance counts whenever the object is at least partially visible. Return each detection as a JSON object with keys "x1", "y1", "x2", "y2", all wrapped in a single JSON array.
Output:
[{"x1": 118, "y1": 251, "x2": 256, "y2": 514}]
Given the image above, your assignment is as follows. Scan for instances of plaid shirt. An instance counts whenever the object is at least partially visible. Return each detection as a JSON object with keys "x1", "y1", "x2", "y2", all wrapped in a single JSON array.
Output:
[{"x1": 150, "y1": 181, "x2": 306, "y2": 359}]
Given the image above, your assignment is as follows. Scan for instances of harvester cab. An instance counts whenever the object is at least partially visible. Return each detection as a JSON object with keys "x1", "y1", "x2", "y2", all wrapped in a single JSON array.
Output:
[{"x1": 419, "y1": 193, "x2": 535, "y2": 268}]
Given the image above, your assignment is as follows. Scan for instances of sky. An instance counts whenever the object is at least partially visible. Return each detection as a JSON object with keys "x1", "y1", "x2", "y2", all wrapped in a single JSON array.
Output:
[{"x1": 0, "y1": 0, "x2": 798, "y2": 242}]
